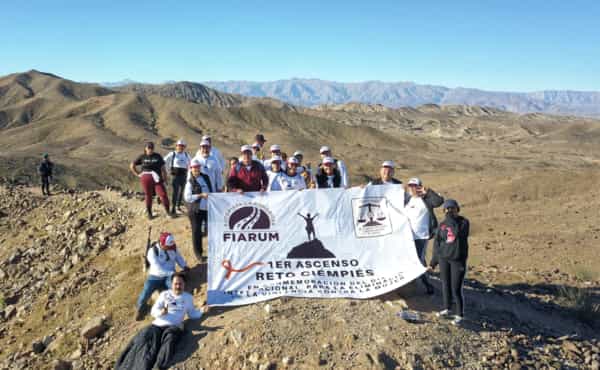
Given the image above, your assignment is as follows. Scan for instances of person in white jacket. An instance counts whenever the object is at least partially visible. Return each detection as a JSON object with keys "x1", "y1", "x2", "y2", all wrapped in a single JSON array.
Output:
[
  {"x1": 263, "y1": 144, "x2": 287, "y2": 172},
  {"x1": 281, "y1": 157, "x2": 307, "y2": 191},
  {"x1": 266, "y1": 156, "x2": 285, "y2": 191},
  {"x1": 117, "y1": 272, "x2": 208, "y2": 370},
  {"x1": 136, "y1": 232, "x2": 188, "y2": 321},
  {"x1": 191, "y1": 140, "x2": 223, "y2": 192},
  {"x1": 197, "y1": 135, "x2": 225, "y2": 174},
  {"x1": 318, "y1": 146, "x2": 349, "y2": 188}
]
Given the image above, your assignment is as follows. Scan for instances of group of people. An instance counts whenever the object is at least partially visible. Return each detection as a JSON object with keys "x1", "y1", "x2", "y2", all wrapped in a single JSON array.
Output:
[{"x1": 119, "y1": 133, "x2": 471, "y2": 369}]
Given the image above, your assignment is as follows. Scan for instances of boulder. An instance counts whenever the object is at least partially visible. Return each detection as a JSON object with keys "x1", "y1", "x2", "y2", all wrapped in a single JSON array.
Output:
[{"x1": 80, "y1": 317, "x2": 107, "y2": 340}]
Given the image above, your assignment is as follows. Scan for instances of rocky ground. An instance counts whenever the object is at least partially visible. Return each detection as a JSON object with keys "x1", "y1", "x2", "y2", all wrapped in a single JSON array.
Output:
[{"x1": 0, "y1": 184, "x2": 598, "y2": 370}]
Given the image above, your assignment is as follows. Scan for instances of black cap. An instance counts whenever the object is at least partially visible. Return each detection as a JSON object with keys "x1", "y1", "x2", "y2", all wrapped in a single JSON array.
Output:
[
  {"x1": 145, "y1": 141, "x2": 155, "y2": 149},
  {"x1": 255, "y1": 134, "x2": 266, "y2": 142},
  {"x1": 443, "y1": 199, "x2": 460, "y2": 210}
]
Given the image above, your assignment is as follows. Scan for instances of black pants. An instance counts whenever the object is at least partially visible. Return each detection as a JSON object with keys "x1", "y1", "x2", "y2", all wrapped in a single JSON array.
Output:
[
  {"x1": 438, "y1": 259, "x2": 467, "y2": 316},
  {"x1": 41, "y1": 176, "x2": 50, "y2": 195},
  {"x1": 414, "y1": 239, "x2": 432, "y2": 289},
  {"x1": 115, "y1": 324, "x2": 183, "y2": 370},
  {"x1": 171, "y1": 173, "x2": 187, "y2": 212},
  {"x1": 188, "y1": 209, "x2": 207, "y2": 261}
]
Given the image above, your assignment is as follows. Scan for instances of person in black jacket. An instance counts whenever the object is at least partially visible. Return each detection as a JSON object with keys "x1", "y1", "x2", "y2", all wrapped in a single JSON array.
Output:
[
  {"x1": 38, "y1": 153, "x2": 54, "y2": 196},
  {"x1": 315, "y1": 157, "x2": 342, "y2": 189},
  {"x1": 428, "y1": 199, "x2": 470, "y2": 325},
  {"x1": 405, "y1": 177, "x2": 444, "y2": 294}
]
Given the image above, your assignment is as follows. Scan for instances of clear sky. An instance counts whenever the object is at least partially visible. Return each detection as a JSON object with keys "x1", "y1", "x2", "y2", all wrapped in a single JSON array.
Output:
[{"x1": 1, "y1": 0, "x2": 599, "y2": 91}]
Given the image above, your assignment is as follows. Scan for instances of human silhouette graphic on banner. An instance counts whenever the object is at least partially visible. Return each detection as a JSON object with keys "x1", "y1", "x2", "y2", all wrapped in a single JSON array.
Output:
[
  {"x1": 287, "y1": 212, "x2": 335, "y2": 259},
  {"x1": 297, "y1": 212, "x2": 319, "y2": 241}
]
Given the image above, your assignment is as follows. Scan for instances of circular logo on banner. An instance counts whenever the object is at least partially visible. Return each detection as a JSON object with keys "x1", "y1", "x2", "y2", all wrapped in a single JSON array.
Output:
[{"x1": 228, "y1": 206, "x2": 271, "y2": 230}]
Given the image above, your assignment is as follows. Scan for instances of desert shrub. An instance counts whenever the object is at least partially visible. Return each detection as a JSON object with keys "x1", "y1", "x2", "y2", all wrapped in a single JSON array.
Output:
[{"x1": 557, "y1": 285, "x2": 600, "y2": 327}]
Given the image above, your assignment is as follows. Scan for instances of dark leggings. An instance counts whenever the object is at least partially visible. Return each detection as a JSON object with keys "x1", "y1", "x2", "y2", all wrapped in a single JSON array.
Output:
[
  {"x1": 414, "y1": 239, "x2": 432, "y2": 288},
  {"x1": 438, "y1": 259, "x2": 466, "y2": 316},
  {"x1": 188, "y1": 209, "x2": 207, "y2": 261},
  {"x1": 41, "y1": 176, "x2": 50, "y2": 194},
  {"x1": 140, "y1": 173, "x2": 170, "y2": 214},
  {"x1": 171, "y1": 173, "x2": 186, "y2": 211}
]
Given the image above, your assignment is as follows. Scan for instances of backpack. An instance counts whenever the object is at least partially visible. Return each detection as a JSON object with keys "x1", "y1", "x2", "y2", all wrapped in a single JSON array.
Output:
[{"x1": 170, "y1": 151, "x2": 190, "y2": 175}]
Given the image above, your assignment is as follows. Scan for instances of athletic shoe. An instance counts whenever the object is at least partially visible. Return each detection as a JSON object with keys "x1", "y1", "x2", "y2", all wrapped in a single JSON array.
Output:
[
  {"x1": 451, "y1": 315, "x2": 464, "y2": 325},
  {"x1": 167, "y1": 212, "x2": 176, "y2": 219},
  {"x1": 146, "y1": 211, "x2": 154, "y2": 220},
  {"x1": 436, "y1": 309, "x2": 451, "y2": 318}
]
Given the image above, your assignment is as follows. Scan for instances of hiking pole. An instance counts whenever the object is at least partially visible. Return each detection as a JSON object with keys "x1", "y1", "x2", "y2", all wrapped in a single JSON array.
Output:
[{"x1": 143, "y1": 226, "x2": 152, "y2": 273}]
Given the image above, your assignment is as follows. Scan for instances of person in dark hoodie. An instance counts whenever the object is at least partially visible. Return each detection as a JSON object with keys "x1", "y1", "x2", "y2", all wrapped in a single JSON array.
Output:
[
  {"x1": 38, "y1": 153, "x2": 54, "y2": 196},
  {"x1": 428, "y1": 199, "x2": 470, "y2": 325}
]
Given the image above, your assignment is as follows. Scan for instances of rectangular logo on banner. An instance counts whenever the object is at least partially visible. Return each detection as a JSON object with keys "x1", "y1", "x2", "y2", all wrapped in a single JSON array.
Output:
[{"x1": 207, "y1": 185, "x2": 426, "y2": 306}]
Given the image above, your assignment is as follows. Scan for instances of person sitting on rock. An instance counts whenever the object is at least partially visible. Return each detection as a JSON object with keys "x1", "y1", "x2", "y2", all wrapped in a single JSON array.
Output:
[
  {"x1": 315, "y1": 157, "x2": 342, "y2": 189},
  {"x1": 117, "y1": 272, "x2": 209, "y2": 370},
  {"x1": 428, "y1": 199, "x2": 470, "y2": 325},
  {"x1": 136, "y1": 232, "x2": 188, "y2": 321},
  {"x1": 38, "y1": 153, "x2": 54, "y2": 196}
]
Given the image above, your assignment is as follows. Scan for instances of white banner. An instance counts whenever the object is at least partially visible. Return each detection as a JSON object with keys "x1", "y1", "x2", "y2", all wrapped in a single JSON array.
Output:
[{"x1": 207, "y1": 185, "x2": 426, "y2": 306}]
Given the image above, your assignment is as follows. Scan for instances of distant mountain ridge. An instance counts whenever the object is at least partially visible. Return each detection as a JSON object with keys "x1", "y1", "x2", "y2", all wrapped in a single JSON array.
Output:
[{"x1": 202, "y1": 79, "x2": 600, "y2": 118}]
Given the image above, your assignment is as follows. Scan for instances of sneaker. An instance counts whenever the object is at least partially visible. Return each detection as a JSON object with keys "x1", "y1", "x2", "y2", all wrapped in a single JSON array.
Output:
[
  {"x1": 436, "y1": 309, "x2": 451, "y2": 318},
  {"x1": 451, "y1": 315, "x2": 464, "y2": 325},
  {"x1": 146, "y1": 211, "x2": 154, "y2": 220},
  {"x1": 167, "y1": 212, "x2": 176, "y2": 219}
]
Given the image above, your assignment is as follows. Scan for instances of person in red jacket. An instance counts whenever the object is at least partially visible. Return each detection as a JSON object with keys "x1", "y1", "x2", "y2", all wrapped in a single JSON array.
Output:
[{"x1": 227, "y1": 145, "x2": 269, "y2": 193}]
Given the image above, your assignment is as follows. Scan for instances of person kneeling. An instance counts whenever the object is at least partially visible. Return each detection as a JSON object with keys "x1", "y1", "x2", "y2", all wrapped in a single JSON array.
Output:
[
  {"x1": 428, "y1": 199, "x2": 470, "y2": 325},
  {"x1": 117, "y1": 273, "x2": 209, "y2": 370},
  {"x1": 136, "y1": 232, "x2": 188, "y2": 321}
]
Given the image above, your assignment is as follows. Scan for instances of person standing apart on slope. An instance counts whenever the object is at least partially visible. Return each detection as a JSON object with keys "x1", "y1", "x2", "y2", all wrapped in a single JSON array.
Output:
[
  {"x1": 318, "y1": 146, "x2": 349, "y2": 188},
  {"x1": 163, "y1": 139, "x2": 191, "y2": 215},
  {"x1": 130, "y1": 142, "x2": 173, "y2": 219},
  {"x1": 136, "y1": 232, "x2": 188, "y2": 320},
  {"x1": 38, "y1": 153, "x2": 54, "y2": 196},
  {"x1": 184, "y1": 159, "x2": 214, "y2": 261},
  {"x1": 281, "y1": 157, "x2": 307, "y2": 191},
  {"x1": 429, "y1": 199, "x2": 470, "y2": 325},
  {"x1": 405, "y1": 177, "x2": 444, "y2": 294},
  {"x1": 227, "y1": 145, "x2": 269, "y2": 193},
  {"x1": 266, "y1": 155, "x2": 285, "y2": 191}
]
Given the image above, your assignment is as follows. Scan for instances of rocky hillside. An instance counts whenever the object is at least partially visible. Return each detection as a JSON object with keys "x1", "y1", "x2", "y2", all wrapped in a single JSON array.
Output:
[
  {"x1": 0, "y1": 181, "x2": 598, "y2": 370},
  {"x1": 203, "y1": 79, "x2": 600, "y2": 118}
]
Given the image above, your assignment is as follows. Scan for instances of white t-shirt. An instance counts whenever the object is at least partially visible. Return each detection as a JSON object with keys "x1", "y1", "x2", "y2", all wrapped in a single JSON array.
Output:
[
  {"x1": 267, "y1": 171, "x2": 285, "y2": 191},
  {"x1": 405, "y1": 196, "x2": 430, "y2": 240},
  {"x1": 191, "y1": 154, "x2": 223, "y2": 191},
  {"x1": 151, "y1": 290, "x2": 203, "y2": 327},
  {"x1": 164, "y1": 151, "x2": 191, "y2": 171},
  {"x1": 146, "y1": 246, "x2": 187, "y2": 278},
  {"x1": 281, "y1": 173, "x2": 307, "y2": 191}
]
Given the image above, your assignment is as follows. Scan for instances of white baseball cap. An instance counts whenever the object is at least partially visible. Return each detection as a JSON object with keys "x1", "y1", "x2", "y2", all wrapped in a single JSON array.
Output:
[
  {"x1": 240, "y1": 145, "x2": 253, "y2": 153},
  {"x1": 252, "y1": 142, "x2": 261, "y2": 148},
  {"x1": 319, "y1": 146, "x2": 331, "y2": 154},
  {"x1": 287, "y1": 157, "x2": 299, "y2": 165},
  {"x1": 176, "y1": 139, "x2": 186, "y2": 146},
  {"x1": 270, "y1": 144, "x2": 281, "y2": 152},
  {"x1": 381, "y1": 160, "x2": 395, "y2": 168},
  {"x1": 408, "y1": 177, "x2": 422, "y2": 186},
  {"x1": 322, "y1": 157, "x2": 335, "y2": 165},
  {"x1": 270, "y1": 155, "x2": 282, "y2": 163},
  {"x1": 200, "y1": 139, "x2": 210, "y2": 147},
  {"x1": 293, "y1": 150, "x2": 303, "y2": 157},
  {"x1": 202, "y1": 135, "x2": 211, "y2": 141}
]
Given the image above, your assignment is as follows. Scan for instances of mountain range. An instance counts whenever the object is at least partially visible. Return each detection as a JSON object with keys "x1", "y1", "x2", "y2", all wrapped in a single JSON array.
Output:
[{"x1": 201, "y1": 79, "x2": 600, "y2": 118}]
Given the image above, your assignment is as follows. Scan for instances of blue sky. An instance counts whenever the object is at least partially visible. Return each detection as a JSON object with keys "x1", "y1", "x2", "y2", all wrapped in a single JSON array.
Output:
[{"x1": 1, "y1": 0, "x2": 599, "y2": 91}]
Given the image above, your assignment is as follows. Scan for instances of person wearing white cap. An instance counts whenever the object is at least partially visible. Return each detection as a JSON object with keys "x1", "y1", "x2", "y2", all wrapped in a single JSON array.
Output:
[
  {"x1": 184, "y1": 159, "x2": 215, "y2": 261},
  {"x1": 263, "y1": 144, "x2": 287, "y2": 172},
  {"x1": 251, "y1": 142, "x2": 264, "y2": 161},
  {"x1": 281, "y1": 157, "x2": 307, "y2": 191},
  {"x1": 163, "y1": 139, "x2": 191, "y2": 214},
  {"x1": 196, "y1": 135, "x2": 226, "y2": 174},
  {"x1": 318, "y1": 146, "x2": 349, "y2": 188},
  {"x1": 315, "y1": 157, "x2": 342, "y2": 189},
  {"x1": 227, "y1": 145, "x2": 269, "y2": 193},
  {"x1": 266, "y1": 155, "x2": 285, "y2": 191},
  {"x1": 191, "y1": 139, "x2": 223, "y2": 192},
  {"x1": 136, "y1": 232, "x2": 188, "y2": 320},
  {"x1": 293, "y1": 150, "x2": 314, "y2": 187},
  {"x1": 404, "y1": 177, "x2": 444, "y2": 295},
  {"x1": 368, "y1": 161, "x2": 403, "y2": 186}
]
